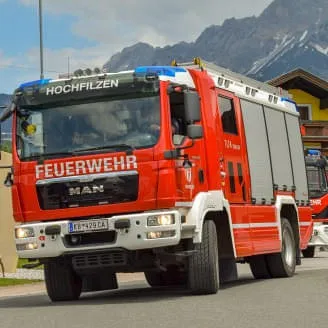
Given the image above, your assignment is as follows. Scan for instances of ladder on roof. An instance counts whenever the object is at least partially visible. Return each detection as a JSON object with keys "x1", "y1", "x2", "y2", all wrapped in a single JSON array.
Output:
[{"x1": 171, "y1": 57, "x2": 290, "y2": 98}]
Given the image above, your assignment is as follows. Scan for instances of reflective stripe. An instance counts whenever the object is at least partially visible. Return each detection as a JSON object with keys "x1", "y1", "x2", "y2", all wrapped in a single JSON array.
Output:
[
  {"x1": 299, "y1": 222, "x2": 312, "y2": 227},
  {"x1": 175, "y1": 202, "x2": 193, "y2": 207},
  {"x1": 233, "y1": 222, "x2": 312, "y2": 229},
  {"x1": 233, "y1": 222, "x2": 279, "y2": 229}
]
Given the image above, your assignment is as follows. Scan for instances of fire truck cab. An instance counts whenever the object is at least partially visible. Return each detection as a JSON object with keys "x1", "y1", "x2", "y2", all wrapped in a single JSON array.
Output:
[
  {"x1": 0, "y1": 58, "x2": 312, "y2": 302},
  {"x1": 304, "y1": 149, "x2": 328, "y2": 257}
]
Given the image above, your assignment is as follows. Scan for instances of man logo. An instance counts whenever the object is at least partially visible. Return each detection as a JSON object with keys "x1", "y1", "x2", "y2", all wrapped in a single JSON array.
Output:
[{"x1": 69, "y1": 185, "x2": 105, "y2": 196}]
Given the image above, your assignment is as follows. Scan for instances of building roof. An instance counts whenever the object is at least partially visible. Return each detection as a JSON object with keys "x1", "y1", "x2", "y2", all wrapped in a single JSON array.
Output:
[{"x1": 268, "y1": 68, "x2": 328, "y2": 109}]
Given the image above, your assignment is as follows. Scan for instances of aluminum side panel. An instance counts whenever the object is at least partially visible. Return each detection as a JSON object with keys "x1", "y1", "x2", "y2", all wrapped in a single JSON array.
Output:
[{"x1": 240, "y1": 100, "x2": 273, "y2": 203}]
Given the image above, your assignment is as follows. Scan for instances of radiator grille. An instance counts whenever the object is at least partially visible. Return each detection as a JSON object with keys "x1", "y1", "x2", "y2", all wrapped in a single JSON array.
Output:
[
  {"x1": 36, "y1": 173, "x2": 138, "y2": 209},
  {"x1": 72, "y1": 252, "x2": 127, "y2": 270}
]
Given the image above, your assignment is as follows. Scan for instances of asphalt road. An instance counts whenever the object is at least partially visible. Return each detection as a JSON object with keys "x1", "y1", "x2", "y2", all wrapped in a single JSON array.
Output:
[{"x1": 1, "y1": 253, "x2": 328, "y2": 328}]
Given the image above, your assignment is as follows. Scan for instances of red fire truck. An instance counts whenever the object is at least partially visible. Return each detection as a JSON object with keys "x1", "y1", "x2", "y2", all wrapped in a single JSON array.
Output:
[
  {"x1": 303, "y1": 150, "x2": 328, "y2": 257},
  {"x1": 0, "y1": 58, "x2": 312, "y2": 302}
]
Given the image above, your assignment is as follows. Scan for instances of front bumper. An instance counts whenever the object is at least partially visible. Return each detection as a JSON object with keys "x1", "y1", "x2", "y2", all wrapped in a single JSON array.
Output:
[
  {"x1": 15, "y1": 210, "x2": 182, "y2": 258},
  {"x1": 307, "y1": 223, "x2": 328, "y2": 247}
]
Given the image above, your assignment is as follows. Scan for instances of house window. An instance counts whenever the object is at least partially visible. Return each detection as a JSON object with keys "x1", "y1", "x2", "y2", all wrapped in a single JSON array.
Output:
[{"x1": 297, "y1": 105, "x2": 312, "y2": 121}]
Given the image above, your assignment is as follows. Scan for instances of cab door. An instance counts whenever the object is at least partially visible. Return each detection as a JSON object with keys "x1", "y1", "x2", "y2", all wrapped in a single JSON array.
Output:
[{"x1": 216, "y1": 89, "x2": 248, "y2": 204}]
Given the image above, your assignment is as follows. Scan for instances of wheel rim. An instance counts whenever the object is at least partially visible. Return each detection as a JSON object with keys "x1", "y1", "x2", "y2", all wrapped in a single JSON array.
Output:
[{"x1": 283, "y1": 228, "x2": 294, "y2": 267}]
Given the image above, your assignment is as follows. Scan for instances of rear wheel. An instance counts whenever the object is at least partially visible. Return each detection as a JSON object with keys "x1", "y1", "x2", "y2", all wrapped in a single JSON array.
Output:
[
  {"x1": 188, "y1": 220, "x2": 219, "y2": 294},
  {"x1": 248, "y1": 255, "x2": 271, "y2": 279},
  {"x1": 44, "y1": 259, "x2": 82, "y2": 302},
  {"x1": 145, "y1": 266, "x2": 186, "y2": 287},
  {"x1": 266, "y1": 218, "x2": 296, "y2": 278},
  {"x1": 302, "y1": 246, "x2": 315, "y2": 258}
]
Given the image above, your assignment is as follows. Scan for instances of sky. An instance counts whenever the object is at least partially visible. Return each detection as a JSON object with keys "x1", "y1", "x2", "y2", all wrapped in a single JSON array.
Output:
[{"x1": 0, "y1": 0, "x2": 273, "y2": 96}]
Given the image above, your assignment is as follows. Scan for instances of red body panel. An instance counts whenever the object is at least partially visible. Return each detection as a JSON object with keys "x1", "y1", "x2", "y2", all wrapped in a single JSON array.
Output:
[{"x1": 310, "y1": 193, "x2": 328, "y2": 223}]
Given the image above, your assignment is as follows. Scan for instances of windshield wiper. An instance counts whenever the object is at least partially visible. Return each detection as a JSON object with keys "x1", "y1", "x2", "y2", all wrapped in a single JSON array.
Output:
[
  {"x1": 21, "y1": 144, "x2": 135, "y2": 161},
  {"x1": 21, "y1": 151, "x2": 76, "y2": 161},
  {"x1": 73, "y1": 144, "x2": 135, "y2": 155}
]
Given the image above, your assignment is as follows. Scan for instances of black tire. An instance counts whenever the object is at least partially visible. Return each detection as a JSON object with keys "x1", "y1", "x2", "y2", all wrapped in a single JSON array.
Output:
[
  {"x1": 145, "y1": 266, "x2": 186, "y2": 287},
  {"x1": 144, "y1": 271, "x2": 166, "y2": 287},
  {"x1": 44, "y1": 259, "x2": 82, "y2": 302},
  {"x1": 266, "y1": 218, "x2": 296, "y2": 278},
  {"x1": 248, "y1": 255, "x2": 271, "y2": 279},
  {"x1": 302, "y1": 246, "x2": 316, "y2": 258},
  {"x1": 188, "y1": 220, "x2": 219, "y2": 294}
]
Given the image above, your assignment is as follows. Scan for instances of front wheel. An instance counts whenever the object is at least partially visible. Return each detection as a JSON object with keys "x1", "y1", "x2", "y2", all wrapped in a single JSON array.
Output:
[
  {"x1": 44, "y1": 259, "x2": 82, "y2": 302},
  {"x1": 188, "y1": 220, "x2": 219, "y2": 294},
  {"x1": 266, "y1": 218, "x2": 296, "y2": 278}
]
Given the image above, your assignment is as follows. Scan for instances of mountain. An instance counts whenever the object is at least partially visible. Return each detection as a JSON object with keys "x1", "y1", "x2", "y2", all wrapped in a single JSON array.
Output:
[
  {"x1": 0, "y1": 94, "x2": 10, "y2": 106},
  {"x1": 0, "y1": 94, "x2": 12, "y2": 133},
  {"x1": 104, "y1": 0, "x2": 328, "y2": 82}
]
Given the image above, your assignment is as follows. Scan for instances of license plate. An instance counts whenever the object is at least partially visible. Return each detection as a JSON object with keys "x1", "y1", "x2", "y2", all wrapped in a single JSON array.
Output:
[{"x1": 68, "y1": 219, "x2": 109, "y2": 233}]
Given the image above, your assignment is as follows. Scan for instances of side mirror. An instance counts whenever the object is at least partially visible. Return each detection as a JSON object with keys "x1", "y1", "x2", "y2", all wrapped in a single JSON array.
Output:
[
  {"x1": 4, "y1": 171, "x2": 13, "y2": 187},
  {"x1": 184, "y1": 91, "x2": 201, "y2": 123},
  {"x1": 317, "y1": 158, "x2": 327, "y2": 169},
  {"x1": 187, "y1": 124, "x2": 203, "y2": 140},
  {"x1": 0, "y1": 102, "x2": 15, "y2": 123},
  {"x1": 0, "y1": 102, "x2": 15, "y2": 161}
]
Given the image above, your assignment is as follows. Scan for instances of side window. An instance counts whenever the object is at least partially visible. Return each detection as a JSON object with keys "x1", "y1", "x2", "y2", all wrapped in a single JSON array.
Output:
[
  {"x1": 218, "y1": 96, "x2": 238, "y2": 135},
  {"x1": 169, "y1": 91, "x2": 187, "y2": 145},
  {"x1": 320, "y1": 169, "x2": 328, "y2": 191}
]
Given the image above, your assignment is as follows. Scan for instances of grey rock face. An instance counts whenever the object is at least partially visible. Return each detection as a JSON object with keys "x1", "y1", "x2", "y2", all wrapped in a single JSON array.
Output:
[{"x1": 104, "y1": 0, "x2": 328, "y2": 82}]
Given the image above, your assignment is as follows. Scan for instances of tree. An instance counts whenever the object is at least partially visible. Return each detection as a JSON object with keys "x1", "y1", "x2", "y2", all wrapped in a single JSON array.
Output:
[{"x1": 0, "y1": 141, "x2": 12, "y2": 153}]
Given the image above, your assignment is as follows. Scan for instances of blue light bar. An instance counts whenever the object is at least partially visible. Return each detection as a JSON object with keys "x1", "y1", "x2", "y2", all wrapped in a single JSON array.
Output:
[
  {"x1": 281, "y1": 97, "x2": 297, "y2": 106},
  {"x1": 19, "y1": 78, "x2": 52, "y2": 89},
  {"x1": 308, "y1": 149, "x2": 321, "y2": 156},
  {"x1": 134, "y1": 66, "x2": 186, "y2": 77}
]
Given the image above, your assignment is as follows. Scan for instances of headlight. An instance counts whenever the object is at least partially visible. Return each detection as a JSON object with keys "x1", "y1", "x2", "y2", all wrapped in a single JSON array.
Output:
[
  {"x1": 147, "y1": 214, "x2": 175, "y2": 226},
  {"x1": 15, "y1": 227, "x2": 35, "y2": 239}
]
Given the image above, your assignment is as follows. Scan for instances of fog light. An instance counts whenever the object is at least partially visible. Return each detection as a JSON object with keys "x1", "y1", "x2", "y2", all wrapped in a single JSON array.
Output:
[
  {"x1": 16, "y1": 243, "x2": 38, "y2": 251},
  {"x1": 147, "y1": 231, "x2": 162, "y2": 239},
  {"x1": 26, "y1": 243, "x2": 38, "y2": 250},
  {"x1": 147, "y1": 214, "x2": 175, "y2": 226},
  {"x1": 147, "y1": 230, "x2": 176, "y2": 239},
  {"x1": 15, "y1": 227, "x2": 35, "y2": 239}
]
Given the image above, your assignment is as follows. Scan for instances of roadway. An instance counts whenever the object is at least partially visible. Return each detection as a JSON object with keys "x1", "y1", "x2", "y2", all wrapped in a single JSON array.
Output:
[{"x1": 0, "y1": 252, "x2": 328, "y2": 328}]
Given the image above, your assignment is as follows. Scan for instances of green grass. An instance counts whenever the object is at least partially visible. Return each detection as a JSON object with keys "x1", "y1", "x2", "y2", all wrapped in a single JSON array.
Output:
[
  {"x1": 0, "y1": 278, "x2": 42, "y2": 287},
  {"x1": 17, "y1": 258, "x2": 29, "y2": 269},
  {"x1": 17, "y1": 258, "x2": 43, "y2": 269},
  {"x1": 0, "y1": 259, "x2": 43, "y2": 287}
]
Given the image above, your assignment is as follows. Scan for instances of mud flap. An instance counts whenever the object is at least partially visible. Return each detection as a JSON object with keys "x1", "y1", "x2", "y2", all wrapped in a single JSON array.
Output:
[
  {"x1": 82, "y1": 272, "x2": 118, "y2": 292},
  {"x1": 219, "y1": 258, "x2": 238, "y2": 284},
  {"x1": 296, "y1": 248, "x2": 302, "y2": 265}
]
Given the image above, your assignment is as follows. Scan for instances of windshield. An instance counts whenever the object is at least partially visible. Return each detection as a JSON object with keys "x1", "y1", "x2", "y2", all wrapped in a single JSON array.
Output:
[
  {"x1": 306, "y1": 166, "x2": 328, "y2": 197},
  {"x1": 16, "y1": 95, "x2": 160, "y2": 160}
]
